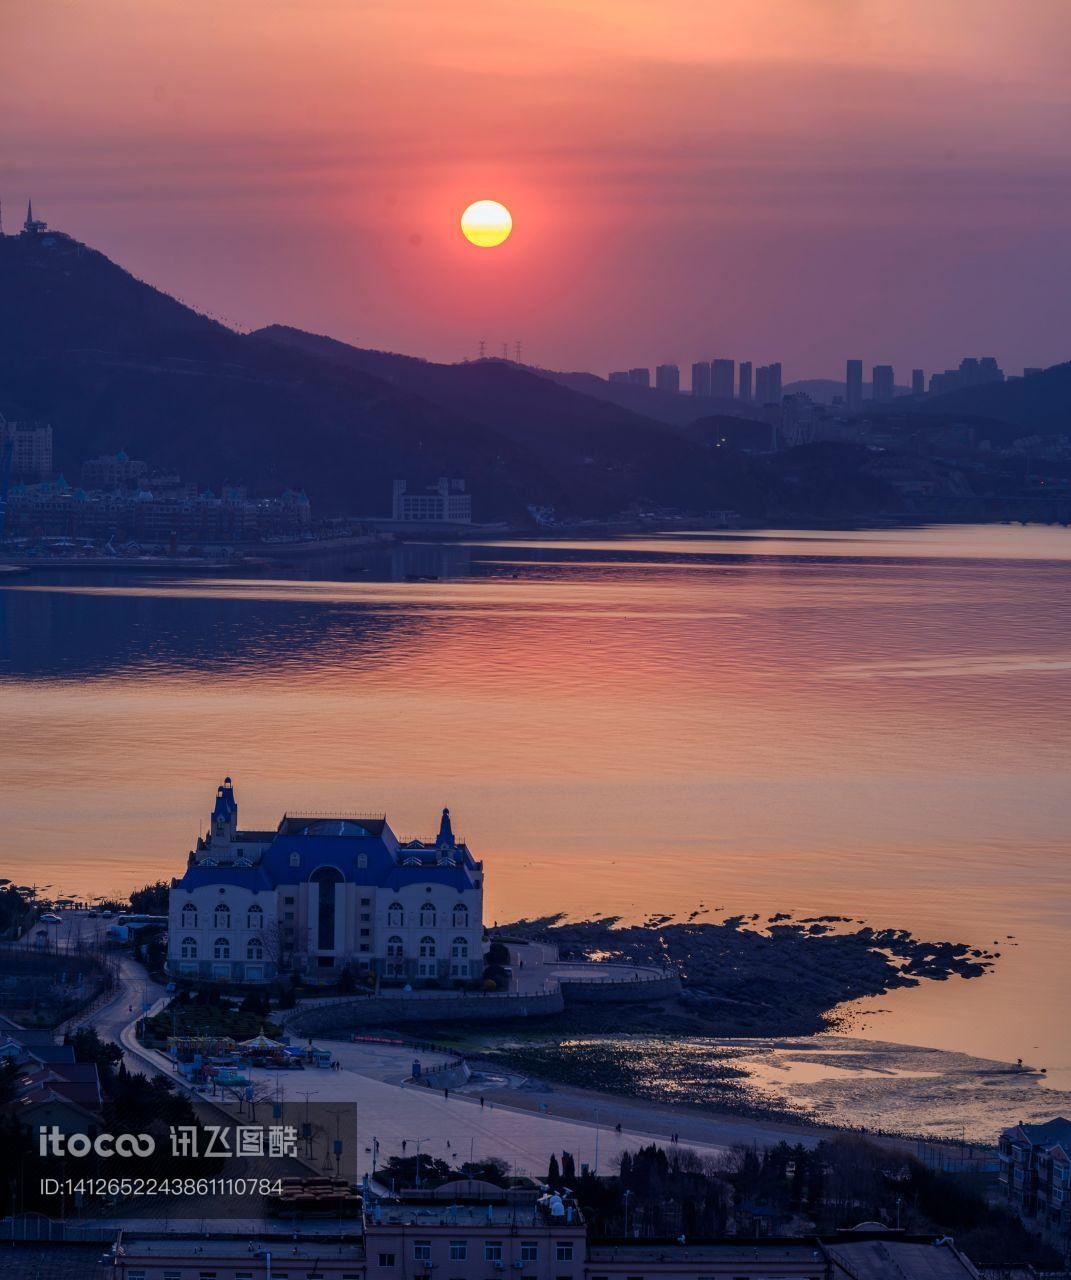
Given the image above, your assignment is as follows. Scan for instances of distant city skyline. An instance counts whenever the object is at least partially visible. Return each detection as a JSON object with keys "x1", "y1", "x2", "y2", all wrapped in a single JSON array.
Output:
[
  {"x1": 3, "y1": 2, "x2": 1070, "y2": 376},
  {"x1": 603, "y1": 352, "x2": 1032, "y2": 400}
]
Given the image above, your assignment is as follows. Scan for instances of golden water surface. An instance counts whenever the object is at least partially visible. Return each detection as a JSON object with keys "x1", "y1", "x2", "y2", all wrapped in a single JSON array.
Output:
[{"x1": 1, "y1": 526, "x2": 1068, "y2": 1086}]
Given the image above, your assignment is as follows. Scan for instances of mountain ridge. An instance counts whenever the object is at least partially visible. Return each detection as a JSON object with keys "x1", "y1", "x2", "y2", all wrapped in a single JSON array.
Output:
[{"x1": 0, "y1": 229, "x2": 734, "y2": 518}]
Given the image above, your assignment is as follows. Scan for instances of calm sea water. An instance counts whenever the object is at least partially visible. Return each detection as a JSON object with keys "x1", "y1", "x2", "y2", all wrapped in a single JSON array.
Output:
[{"x1": 1, "y1": 526, "x2": 1068, "y2": 1091}]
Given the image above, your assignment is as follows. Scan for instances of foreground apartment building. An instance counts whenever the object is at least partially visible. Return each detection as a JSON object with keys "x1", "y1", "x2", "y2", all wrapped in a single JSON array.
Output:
[
  {"x1": 103, "y1": 1217, "x2": 982, "y2": 1280},
  {"x1": 998, "y1": 1116, "x2": 1071, "y2": 1248}
]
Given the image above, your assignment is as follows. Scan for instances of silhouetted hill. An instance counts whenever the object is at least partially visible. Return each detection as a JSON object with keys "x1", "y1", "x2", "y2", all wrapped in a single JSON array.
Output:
[
  {"x1": 252, "y1": 326, "x2": 739, "y2": 513},
  {"x1": 256, "y1": 326, "x2": 693, "y2": 455},
  {"x1": 0, "y1": 229, "x2": 733, "y2": 518},
  {"x1": 685, "y1": 413, "x2": 778, "y2": 451},
  {"x1": 0, "y1": 230, "x2": 512, "y2": 514},
  {"x1": 901, "y1": 362, "x2": 1071, "y2": 433}
]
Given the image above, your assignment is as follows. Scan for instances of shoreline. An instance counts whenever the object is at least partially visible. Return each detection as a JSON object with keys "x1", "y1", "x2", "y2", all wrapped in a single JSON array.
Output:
[
  {"x1": 382, "y1": 1026, "x2": 1056, "y2": 1150},
  {"x1": 2, "y1": 519, "x2": 1067, "y2": 577}
]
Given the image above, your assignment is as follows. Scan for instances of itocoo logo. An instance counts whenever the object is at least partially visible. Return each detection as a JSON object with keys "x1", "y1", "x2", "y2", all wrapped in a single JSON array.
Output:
[{"x1": 38, "y1": 1126, "x2": 156, "y2": 1158}]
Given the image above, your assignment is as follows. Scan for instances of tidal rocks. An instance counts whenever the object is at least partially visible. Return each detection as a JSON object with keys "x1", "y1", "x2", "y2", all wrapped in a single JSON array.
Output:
[{"x1": 498, "y1": 912, "x2": 994, "y2": 1036}]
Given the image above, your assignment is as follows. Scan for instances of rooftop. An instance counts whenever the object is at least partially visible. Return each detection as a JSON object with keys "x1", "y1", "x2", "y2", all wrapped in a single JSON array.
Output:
[
  {"x1": 586, "y1": 1240, "x2": 826, "y2": 1262},
  {"x1": 117, "y1": 1237, "x2": 362, "y2": 1260},
  {"x1": 584, "y1": 1236, "x2": 980, "y2": 1280},
  {"x1": 368, "y1": 1198, "x2": 582, "y2": 1228},
  {"x1": 1003, "y1": 1116, "x2": 1071, "y2": 1146},
  {"x1": 825, "y1": 1239, "x2": 980, "y2": 1280}
]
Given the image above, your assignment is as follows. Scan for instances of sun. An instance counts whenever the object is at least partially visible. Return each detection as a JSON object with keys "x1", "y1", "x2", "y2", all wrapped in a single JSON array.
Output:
[{"x1": 460, "y1": 199, "x2": 513, "y2": 248}]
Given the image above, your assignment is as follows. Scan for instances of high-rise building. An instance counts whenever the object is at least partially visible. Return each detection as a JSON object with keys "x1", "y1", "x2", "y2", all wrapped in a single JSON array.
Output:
[
  {"x1": 0, "y1": 416, "x2": 53, "y2": 480},
  {"x1": 929, "y1": 356, "x2": 1007, "y2": 396},
  {"x1": 691, "y1": 361, "x2": 712, "y2": 397},
  {"x1": 609, "y1": 371, "x2": 630, "y2": 384},
  {"x1": 393, "y1": 476, "x2": 472, "y2": 524},
  {"x1": 655, "y1": 363, "x2": 680, "y2": 393},
  {"x1": 711, "y1": 358, "x2": 735, "y2": 399},
  {"x1": 846, "y1": 359, "x2": 863, "y2": 412},
  {"x1": 871, "y1": 365, "x2": 895, "y2": 402},
  {"x1": 738, "y1": 361, "x2": 753, "y2": 403},
  {"x1": 911, "y1": 368, "x2": 925, "y2": 397},
  {"x1": 959, "y1": 357, "x2": 980, "y2": 386},
  {"x1": 755, "y1": 363, "x2": 783, "y2": 404},
  {"x1": 81, "y1": 450, "x2": 149, "y2": 490},
  {"x1": 628, "y1": 367, "x2": 651, "y2": 388}
]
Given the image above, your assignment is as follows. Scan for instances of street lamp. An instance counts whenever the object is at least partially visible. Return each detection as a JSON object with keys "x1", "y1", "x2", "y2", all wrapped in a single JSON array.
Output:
[{"x1": 404, "y1": 1137, "x2": 430, "y2": 1187}]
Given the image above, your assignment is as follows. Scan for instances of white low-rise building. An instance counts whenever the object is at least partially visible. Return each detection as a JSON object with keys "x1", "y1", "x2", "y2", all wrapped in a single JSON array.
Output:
[{"x1": 166, "y1": 779, "x2": 484, "y2": 987}]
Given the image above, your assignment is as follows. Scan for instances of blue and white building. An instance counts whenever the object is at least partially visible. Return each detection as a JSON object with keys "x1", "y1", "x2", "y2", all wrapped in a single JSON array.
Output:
[{"x1": 166, "y1": 779, "x2": 485, "y2": 986}]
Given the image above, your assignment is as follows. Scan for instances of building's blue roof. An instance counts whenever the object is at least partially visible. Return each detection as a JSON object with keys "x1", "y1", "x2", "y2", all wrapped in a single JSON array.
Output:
[
  {"x1": 175, "y1": 806, "x2": 479, "y2": 895},
  {"x1": 176, "y1": 865, "x2": 275, "y2": 893}
]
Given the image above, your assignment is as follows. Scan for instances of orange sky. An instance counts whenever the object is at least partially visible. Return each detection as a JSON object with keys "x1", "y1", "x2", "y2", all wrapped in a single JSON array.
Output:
[{"x1": 3, "y1": 0, "x2": 1070, "y2": 378}]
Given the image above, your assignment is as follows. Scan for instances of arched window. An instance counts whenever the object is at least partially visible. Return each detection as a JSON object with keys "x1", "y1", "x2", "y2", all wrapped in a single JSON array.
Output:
[
  {"x1": 247, "y1": 937, "x2": 264, "y2": 961},
  {"x1": 213, "y1": 903, "x2": 230, "y2": 929},
  {"x1": 247, "y1": 904, "x2": 264, "y2": 930},
  {"x1": 452, "y1": 903, "x2": 468, "y2": 929},
  {"x1": 387, "y1": 936, "x2": 404, "y2": 958},
  {"x1": 419, "y1": 901, "x2": 436, "y2": 928},
  {"x1": 213, "y1": 937, "x2": 230, "y2": 960},
  {"x1": 180, "y1": 937, "x2": 197, "y2": 960},
  {"x1": 385, "y1": 935, "x2": 405, "y2": 978},
  {"x1": 387, "y1": 902, "x2": 404, "y2": 928},
  {"x1": 418, "y1": 935, "x2": 437, "y2": 978},
  {"x1": 419, "y1": 936, "x2": 436, "y2": 958},
  {"x1": 181, "y1": 903, "x2": 198, "y2": 929}
]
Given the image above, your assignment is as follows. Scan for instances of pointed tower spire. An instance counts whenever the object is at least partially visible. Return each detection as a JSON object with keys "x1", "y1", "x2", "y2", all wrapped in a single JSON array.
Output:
[
  {"x1": 23, "y1": 200, "x2": 46, "y2": 236},
  {"x1": 210, "y1": 776, "x2": 238, "y2": 842},
  {"x1": 437, "y1": 807, "x2": 455, "y2": 848}
]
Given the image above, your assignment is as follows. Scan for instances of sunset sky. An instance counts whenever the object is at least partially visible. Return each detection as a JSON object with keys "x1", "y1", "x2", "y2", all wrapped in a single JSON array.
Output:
[{"x1": 3, "y1": 0, "x2": 1070, "y2": 380}]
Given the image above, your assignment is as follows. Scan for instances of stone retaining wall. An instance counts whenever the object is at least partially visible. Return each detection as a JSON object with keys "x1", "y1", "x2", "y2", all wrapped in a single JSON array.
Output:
[
  {"x1": 559, "y1": 973, "x2": 681, "y2": 1004},
  {"x1": 283, "y1": 990, "x2": 564, "y2": 1035}
]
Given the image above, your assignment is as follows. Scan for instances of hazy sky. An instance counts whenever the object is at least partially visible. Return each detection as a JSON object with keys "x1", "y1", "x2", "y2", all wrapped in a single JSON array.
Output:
[{"x1": 3, "y1": 0, "x2": 1070, "y2": 381}]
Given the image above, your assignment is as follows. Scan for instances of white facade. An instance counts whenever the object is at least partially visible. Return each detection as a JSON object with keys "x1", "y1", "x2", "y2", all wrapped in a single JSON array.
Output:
[{"x1": 391, "y1": 476, "x2": 472, "y2": 523}]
